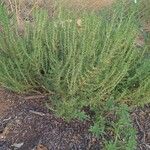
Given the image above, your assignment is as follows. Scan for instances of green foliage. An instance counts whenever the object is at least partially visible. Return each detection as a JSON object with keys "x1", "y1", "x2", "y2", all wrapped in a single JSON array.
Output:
[
  {"x1": 89, "y1": 99, "x2": 137, "y2": 149},
  {"x1": 0, "y1": 1, "x2": 149, "y2": 149},
  {"x1": 89, "y1": 115, "x2": 105, "y2": 137}
]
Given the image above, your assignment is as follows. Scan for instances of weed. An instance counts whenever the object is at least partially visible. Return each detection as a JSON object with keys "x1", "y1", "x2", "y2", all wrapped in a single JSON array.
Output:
[{"x1": 0, "y1": 1, "x2": 149, "y2": 149}]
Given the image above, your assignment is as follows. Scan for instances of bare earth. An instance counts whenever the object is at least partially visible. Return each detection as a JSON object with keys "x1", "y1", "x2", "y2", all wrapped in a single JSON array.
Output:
[
  {"x1": 0, "y1": 88, "x2": 150, "y2": 150},
  {"x1": 0, "y1": 88, "x2": 100, "y2": 150}
]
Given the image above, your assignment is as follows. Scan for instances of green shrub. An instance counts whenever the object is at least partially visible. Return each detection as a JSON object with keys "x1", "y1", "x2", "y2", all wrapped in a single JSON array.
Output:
[{"x1": 0, "y1": 1, "x2": 149, "y2": 149}]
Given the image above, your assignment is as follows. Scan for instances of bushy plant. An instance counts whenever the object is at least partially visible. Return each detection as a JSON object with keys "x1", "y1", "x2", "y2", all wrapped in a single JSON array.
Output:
[{"x1": 0, "y1": 0, "x2": 149, "y2": 149}]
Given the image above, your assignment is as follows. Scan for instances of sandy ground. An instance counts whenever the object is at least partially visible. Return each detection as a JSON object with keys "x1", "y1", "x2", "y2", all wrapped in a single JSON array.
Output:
[{"x1": 63, "y1": 0, "x2": 114, "y2": 10}]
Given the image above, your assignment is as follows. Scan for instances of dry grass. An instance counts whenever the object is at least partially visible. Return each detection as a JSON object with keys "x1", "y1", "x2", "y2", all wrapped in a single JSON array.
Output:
[
  {"x1": 2, "y1": 0, "x2": 56, "y2": 33},
  {"x1": 3, "y1": 0, "x2": 55, "y2": 17},
  {"x1": 64, "y1": 0, "x2": 114, "y2": 10},
  {"x1": 3, "y1": 0, "x2": 115, "y2": 16},
  {"x1": 2, "y1": 0, "x2": 115, "y2": 35}
]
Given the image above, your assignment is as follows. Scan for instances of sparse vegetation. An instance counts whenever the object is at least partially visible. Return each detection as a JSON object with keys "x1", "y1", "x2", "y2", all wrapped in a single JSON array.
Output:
[{"x1": 0, "y1": 0, "x2": 149, "y2": 149}]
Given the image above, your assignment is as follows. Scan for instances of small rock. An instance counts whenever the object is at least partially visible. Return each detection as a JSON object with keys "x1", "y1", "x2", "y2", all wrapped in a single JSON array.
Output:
[
  {"x1": 12, "y1": 142, "x2": 24, "y2": 148},
  {"x1": 36, "y1": 144, "x2": 48, "y2": 150}
]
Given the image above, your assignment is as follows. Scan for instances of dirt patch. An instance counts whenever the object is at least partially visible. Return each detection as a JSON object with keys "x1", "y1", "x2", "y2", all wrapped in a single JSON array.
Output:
[
  {"x1": 0, "y1": 88, "x2": 101, "y2": 150},
  {"x1": 0, "y1": 88, "x2": 15, "y2": 118},
  {"x1": 132, "y1": 106, "x2": 150, "y2": 150},
  {"x1": 63, "y1": 0, "x2": 114, "y2": 10},
  {"x1": 0, "y1": 88, "x2": 150, "y2": 150}
]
